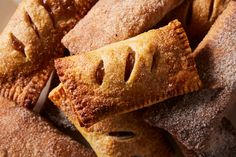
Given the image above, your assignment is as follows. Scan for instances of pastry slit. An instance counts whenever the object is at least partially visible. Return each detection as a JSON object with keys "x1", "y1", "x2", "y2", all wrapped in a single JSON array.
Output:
[
  {"x1": 40, "y1": 0, "x2": 56, "y2": 28},
  {"x1": 10, "y1": 33, "x2": 26, "y2": 57},
  {"x1": 151, "y1": 52, "x2": 158, "y2": 72},
  {"x1": 108, "y1": 131, "x2": 135, "y2": 140},
  {"x1": 125, "y1": 52, "x2": 135, "y2": 82},
  {"x1": 25, "y1": 12, "x2": 40, "y2": 38},
  {"x1": 208, "y1": 0, "x2": 215, "y2": 20},
  {"x1": 95, "y1": 60, "x2": 105, "y2": 85}
]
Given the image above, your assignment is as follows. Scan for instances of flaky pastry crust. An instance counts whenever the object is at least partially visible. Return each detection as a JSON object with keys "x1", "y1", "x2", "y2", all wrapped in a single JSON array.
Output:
[
  {"x1": 0, "y1": 96, "x2": 96, "y2": 157},
  {"x1": 53, "y1": 20, "x2": 202, "y2": 127},
  {"x1": 144, "y1": 1, "x2": 236, "y2": 156},
  {"x1": 62, "y1": 0, "x2": 184, "y2": 54},
  {"x1": 49, "y1": 85, "x2": 173, "y2": 157},
  {"x1": 0, "y1": 0, "x2": 97, "y2": 108}
]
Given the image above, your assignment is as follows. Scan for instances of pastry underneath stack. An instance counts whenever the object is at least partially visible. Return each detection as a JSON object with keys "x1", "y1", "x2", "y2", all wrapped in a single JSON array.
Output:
[{"x1": 0, "y1": 0, "x2": 235, "y2": 157}]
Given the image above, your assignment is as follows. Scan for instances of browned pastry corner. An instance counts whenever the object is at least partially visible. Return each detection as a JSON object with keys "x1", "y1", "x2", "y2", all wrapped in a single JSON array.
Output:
[
  {"x1": 62, "y1": 0, "x2": 184, "y2": 55},
  {"x1": 0, "y1": 96, "x2": 96, "y2": 157},
  {"x1": 158, "y1": 0, "x2": 231, "y2": 46},
  {"x1": 0, "y1": 0, "x2": 97, "y2": 108},
  {"x1": 49, "y1": 85, "x2": 173, "y2": 157},
  {"x1": 144, "y1": 1, "x2": 236, "y2": 156},
  {"x1": 52, "y1": 20, "x2": 202, "y2": 127}
]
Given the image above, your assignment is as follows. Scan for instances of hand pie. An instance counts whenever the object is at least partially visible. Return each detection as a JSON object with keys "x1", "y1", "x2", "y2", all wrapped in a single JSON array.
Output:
[
  {"x1": 49, "y1": 85, "x2": 173, "y2": 157},
  {"x1": 144, "y1": 1, "x2": 236, "y2": 156},
  {"x1": 62, "y1": 0, "x2": 184, "y2": 54},
  {"x1": 158, "y1": 0, "x2": 230, "y2": 46},
  {"x1": 52, "y1": 20, "x2": 202, "y2": 127},
  {"x1": 0, "y1": 96, "x2": 96, "y2": 157},
  {"x1": 0, "y1": 0, "x2": 97, "y2": 108}
]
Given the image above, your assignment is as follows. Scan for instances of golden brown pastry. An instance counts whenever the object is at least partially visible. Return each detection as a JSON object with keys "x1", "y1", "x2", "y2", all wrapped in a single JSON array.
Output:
[
  {"x1": 0, "y1": 96, "x2": 96, "y2": 157},
  {"x1": 62, "y1": 0, "x2": 184, "y2": 54},
  {"x1": 51, "y1": 20, "x2": 202, "y2": 127},
  {"x1": 144, "y1": 1, "x2": 236, "y2": 156},
  {"x1": 0, "y1": 0, "x2": 97, "y2": 108},
  {"x1": 158, "y1": 0, "x2": 231, "y2": 46},
  {"x1": 49, "y1": 85, "x2": 173, "y2": 157}
]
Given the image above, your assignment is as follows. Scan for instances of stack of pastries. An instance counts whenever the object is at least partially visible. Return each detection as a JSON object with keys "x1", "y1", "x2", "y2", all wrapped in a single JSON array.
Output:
[{"x1": 0, "y1": 0, "x2": 235, "y2": 157}]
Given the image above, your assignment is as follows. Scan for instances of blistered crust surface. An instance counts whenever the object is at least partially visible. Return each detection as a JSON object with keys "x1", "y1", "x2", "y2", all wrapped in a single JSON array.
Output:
[
  {"x1": 0, "y1": 96, "x2": 96, "y2": 157},
  {"x1": 49, "y1": 86, "x2": 172, "y2": 157},
  {"x1": 144, "y1": 1, "x2": 236, "y2": 156},
  {"x1": 0, "y1": 0, "x2": 97, "y2": 107},
  {"x1": 62, "y1": 0, "x2": 183, "y2": 54},
  {"x1": 55, "y1": 20, "x2": 202, "y2": 127}
]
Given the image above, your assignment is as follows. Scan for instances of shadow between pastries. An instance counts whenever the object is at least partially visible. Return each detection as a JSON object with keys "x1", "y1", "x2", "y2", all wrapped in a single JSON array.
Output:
[
  {"x1": 0, "y1": 96, "x2": 96, "y2": 157},
  {"x1": 0, "y1": 0, "x2": 97, "y2": 108},
  {"x1": 49, "y1": 85, "x2": 173, "y2": 157},
  {"x1": 158, "y1": 0, "x2": 231, "y2": 46},
  {"x1": 62, "y1": 0, "x2": 184, "y2": 54},
  {"x1": 51, "y1": 20, "x2": 202, "y2": 127},
  {"x1": 144, "y1": 1, "x2": 236, "y2": 156}
]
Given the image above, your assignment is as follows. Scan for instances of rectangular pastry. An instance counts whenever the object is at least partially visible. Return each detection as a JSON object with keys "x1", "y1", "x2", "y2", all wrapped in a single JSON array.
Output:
[
  {"x1": 0, "y1": 0, "x2": 97, "y2": 108},
  {"x1": 62, "y1": 0, "x2": 184, "y2": 54},
  {"x1": 51, "y1": 20, "x2": 202, "y2": 127},
  {"x1": 49, "y1": 84, "x2": 173, "y2": 157},
  {"x1": 144, "y1": 1, "x2": 236, "y2": 156}
]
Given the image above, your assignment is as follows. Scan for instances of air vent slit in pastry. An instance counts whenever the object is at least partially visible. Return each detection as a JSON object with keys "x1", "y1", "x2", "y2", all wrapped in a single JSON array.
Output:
[
  {"x1": 51, "y1": 20, "x2": 202, "y2": 127},
  {"x1": 25, "y1": 12, "x2": 40, "y2": 38},
  {"x1": 124, "y1": 51, "x2": 135, "y2": 82},
  {"x1": 208, "y1": 0, "x2": 215, "y2": 21},
  {"x1": 108, "y1": 131, "x2": 136, "y2": 140},
  {"x1": 10, "y1": 33, "x2": 26, "y2": 57},
  {"x1": 95, "y1": 60, "x2": 105, "y2": 85}
]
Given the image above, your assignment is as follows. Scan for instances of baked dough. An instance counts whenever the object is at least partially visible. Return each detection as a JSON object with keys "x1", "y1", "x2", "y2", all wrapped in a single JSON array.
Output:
[
  {"x1": 144, "y1": 1, "x2": 236, "y2": 156},
  {"x1": 62, "y1": 0, "x2": 184, "y2": 54},
  {"x1": 52, "y1": 20, "x2": 202, "y2": 127},
  {"x1": 158, "y1": 0, "x2": 230, "y2": 46},
  {"x1": 0, "y1": 96, "x2": 96, "y2": 157},
  {"x1": 0, "y1": 0, "x2": 97, "y2": 108},
  {"x1": 49, "y1": 85, "x2": 173, "y2": 157}
]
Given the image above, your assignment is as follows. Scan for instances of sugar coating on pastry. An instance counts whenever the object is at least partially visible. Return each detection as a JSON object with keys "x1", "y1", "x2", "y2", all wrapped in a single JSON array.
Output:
[
  {"x1": 158, "y1": 0, "x2": 231, "y2": 46},
  {"x1": 53, "y1": 20, "x2": 202, "y2": 127},
  {"x1": 144, "y1": 1, "x2": 236, "y2": 156},
  {"x1": 49, "y1": 85, "x2": 173, "y2": 157},
  {"x1": 0, "y1": 0, "x2": 97, "y2": 108},
  {"x1": 0, "y1": 96, "x2": 96, "y2": 157},
  {"x1": 62, "y1": 0, "x2": 184, "y2": 54}
]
